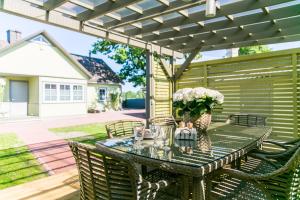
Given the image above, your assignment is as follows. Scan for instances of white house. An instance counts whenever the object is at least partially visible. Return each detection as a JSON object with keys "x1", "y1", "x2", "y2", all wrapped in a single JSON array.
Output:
[{"x1": 0, "y1": 30, "x2": 122, "y2": 118}]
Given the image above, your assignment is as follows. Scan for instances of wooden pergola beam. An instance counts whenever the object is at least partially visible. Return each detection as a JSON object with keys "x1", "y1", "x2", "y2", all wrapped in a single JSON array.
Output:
[
  {"x1": 181, "y1": 34, "x2": 300, "y2": 53},
  {"x1": 158, "y1": 57, "x2": 172, "y2": 79},
  {"x1": 77, "y1": 0, "x2": 142, "y2": 21},
  {"x1": 0, "y1": 0, "x2": 182, "y2": 57},
  {"x1": 107, "y1": 0, "x2": 203, "y2": 30},
  {"x1": 165, "y1": 16, "x2": 300, "y2": 50},
  {"x1": 3, "y1": 0, "x2": 300, "y2": 54},
  {"x1": 174, "y1": 47, "x2": 200, "y2": 80},
  {"x1": 124, "y1": 0, "x2": 293, "y2": 36},
  {"x1": 174, "y1": 26, "x2": 300, "y2": 51},
  {"x1": 43, "y1": 0, "x2": 68, "y2": 10},
  {"x1": 103, "y1": 0, "x2": 202, "y2": 28},
  {"x1": 143, "y1": 4, "x2": 300, "y2": 42}
]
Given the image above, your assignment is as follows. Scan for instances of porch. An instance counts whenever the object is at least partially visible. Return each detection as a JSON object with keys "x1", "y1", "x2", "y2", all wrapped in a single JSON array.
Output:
[
  {"x1": 0, "y1": 0, "x2": 299, "y2": 199},
  {"x1": 0, "y1": 76, "x2": 39, "y2": 118}
]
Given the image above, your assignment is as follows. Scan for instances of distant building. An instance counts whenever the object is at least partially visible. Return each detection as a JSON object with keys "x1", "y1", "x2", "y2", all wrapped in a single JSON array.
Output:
[{"x1": 0, "y1": 30, "x2": 122, "y2": 118}]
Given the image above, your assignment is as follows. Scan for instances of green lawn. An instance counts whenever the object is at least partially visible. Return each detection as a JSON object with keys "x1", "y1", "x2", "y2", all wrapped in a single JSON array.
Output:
[
  {"x1": 0, "y1": 133, "x2": 47, "y2": 189},
  {"x1": 50, "y1": 123, "x2": 108, "y2": 145}
]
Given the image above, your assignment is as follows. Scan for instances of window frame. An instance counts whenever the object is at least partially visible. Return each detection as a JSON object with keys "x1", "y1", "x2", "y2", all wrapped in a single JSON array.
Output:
[
  {"x1": 98, "y1": 87, "x2": 107, "y2": 102},
  {"x1": 73, "y1": 84, "x2": 84, "y2": 102},
  {"x1": 44, "y1": 83, "x2": 57, "y2": 102},
  {"x1": 59, "y1": 84, "x2": 71, "y2": 102},
  {"x1": 43, "y1": 82, "x2": 85, "y2": 103}
]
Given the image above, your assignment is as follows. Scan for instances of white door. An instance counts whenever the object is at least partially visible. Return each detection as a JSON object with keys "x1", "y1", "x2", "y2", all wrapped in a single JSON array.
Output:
[{"x1": 10, "y1": 81, "x2": 28, "y2": 117}]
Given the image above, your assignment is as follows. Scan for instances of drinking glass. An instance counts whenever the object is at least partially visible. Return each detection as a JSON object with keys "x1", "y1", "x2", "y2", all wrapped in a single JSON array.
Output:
[
  {"x1": 150, "y1": 124, "x2": 161, "y2": 147},
  {"x1": 161, "y1": 126, "x2": 171, "y2": 150},
  {"x1": 134, "y1": 126, "x2": 144, "y2": 149}
]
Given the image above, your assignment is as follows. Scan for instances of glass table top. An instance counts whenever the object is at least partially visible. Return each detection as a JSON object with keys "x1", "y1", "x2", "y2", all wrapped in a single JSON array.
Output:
[{"x1": 97, "y1": 123, "x2": 271, "y2": 168}]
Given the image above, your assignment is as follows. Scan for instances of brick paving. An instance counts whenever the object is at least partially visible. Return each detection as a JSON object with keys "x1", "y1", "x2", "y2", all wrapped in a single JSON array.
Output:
[{"x1": 0, "y1": 109, "x2": 145, "y2": 175}]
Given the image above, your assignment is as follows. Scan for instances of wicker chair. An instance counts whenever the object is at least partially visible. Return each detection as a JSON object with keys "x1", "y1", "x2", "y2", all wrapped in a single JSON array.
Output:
[
  {"x1": 210, "y1": 138, "x2": 300, "y2": 200},
  {"x1": 69, "y1": 141, "x2": 179, "y2": 200},
  {"x1": 227, "y1": 114, "x2": 267, "y2": 127},
  {"x1": 149, "y1": 116, "x2": 177, "y2": 127},
  {"x1": 105, "y1": 120, "x2": 144, "y2": 138}
]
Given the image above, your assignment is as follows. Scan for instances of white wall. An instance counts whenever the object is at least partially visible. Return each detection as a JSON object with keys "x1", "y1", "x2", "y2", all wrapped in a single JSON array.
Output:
[
  {"x1": 39, "y1": 77, "x2": 88, "y2": 117},
  {"x1": 0, "y1": 40, "x2": 88, "y2": 79},
  {"x1": 87, "y1": 83, "x2": 121, "y2": 111}
]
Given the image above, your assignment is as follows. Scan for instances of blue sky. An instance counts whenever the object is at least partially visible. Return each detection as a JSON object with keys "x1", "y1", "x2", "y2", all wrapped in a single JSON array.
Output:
[{"x1": 1, "y1": 12, "x2": 300, "y2": 91}]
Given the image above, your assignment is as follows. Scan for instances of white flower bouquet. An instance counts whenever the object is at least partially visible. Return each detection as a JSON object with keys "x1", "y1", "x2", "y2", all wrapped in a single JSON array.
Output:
[{"x1": 173, "y1": 87, "x2": 224, "y2": 118}]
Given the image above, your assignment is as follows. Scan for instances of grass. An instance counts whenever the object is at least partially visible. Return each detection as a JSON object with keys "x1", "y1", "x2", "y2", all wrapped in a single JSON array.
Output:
[
  {"x1": 0, "y1": 133, "x2": 24, "y2": 150},
  {"x1": 0, "y1": 133, "x2": 47, "y2": 189},
  {"x1": 50, "y1": 123, "x2": 108, "y2": 145}
]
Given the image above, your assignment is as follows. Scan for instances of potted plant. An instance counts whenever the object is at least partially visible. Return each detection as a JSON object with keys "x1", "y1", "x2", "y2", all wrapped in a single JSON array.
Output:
[{"x1": 173, "y1": 87, "x2": 224, "y2": 132}]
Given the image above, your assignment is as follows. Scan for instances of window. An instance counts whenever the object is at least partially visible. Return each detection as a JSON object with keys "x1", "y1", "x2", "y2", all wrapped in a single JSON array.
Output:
[
  {"x1": 44, "y1": 84, "x2": 57, "y2": 101},
  {"x1": 99, "y1": 88, "x2": 107, "y2": 101},
  {"x1": 73, "y1": 85, "x2": 83, "y2": 101},
  {"x1": 30, "y1": 35, "x2": 51, "y2": 45},
  {"x1": 60, "y1": 85, "x2": 70, "y2": 101}
]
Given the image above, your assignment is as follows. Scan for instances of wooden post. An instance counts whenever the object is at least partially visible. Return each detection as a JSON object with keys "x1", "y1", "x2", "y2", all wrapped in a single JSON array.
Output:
[
  {"x1": 203, "y1": 64, "x2": 208, "y2": 87},
  {"x1": 169, "y1": 57, "x2": 175, "y2": 116},
  {"x1": 146, "y1": 50, "x2": 154, "y2": 126},
  {"x1": 0, "y1": 0, "x2": 4, "y2": 9},
  {"x1": 292, "y1": 53, "x2": 298, "y2": 137}
]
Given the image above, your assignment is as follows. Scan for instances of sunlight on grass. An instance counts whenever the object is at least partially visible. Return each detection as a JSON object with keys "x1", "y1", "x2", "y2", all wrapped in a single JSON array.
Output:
[
  {"x1": 50, "y1": 123, "x2": 108, "y2": 145},
  {"x1": 0, "y1": 133, "x2": 47, "y2": 189},
  {"x1": 0, "y1": 133, "x2": 24, "y2": 150}
]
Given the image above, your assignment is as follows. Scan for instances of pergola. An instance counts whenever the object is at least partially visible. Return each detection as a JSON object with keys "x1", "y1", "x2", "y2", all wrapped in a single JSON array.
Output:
[{"x1": 1, "y1": 0, "x2": 300, "y2": 120}]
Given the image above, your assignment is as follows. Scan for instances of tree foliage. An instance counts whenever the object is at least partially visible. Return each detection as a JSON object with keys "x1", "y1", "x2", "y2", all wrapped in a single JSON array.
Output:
[
  {"x1": 92, "y1": 40, "x2": 202, "y2": 87},
  {"x1": 239, "y1": 45, "x2": 271, "y2": 56},
  {"x1": 92, "y1": 40, "x2": 147, "y2": 87},
  {"x1": 122, "y1": 90, "x2": 145, "y2": 99}
]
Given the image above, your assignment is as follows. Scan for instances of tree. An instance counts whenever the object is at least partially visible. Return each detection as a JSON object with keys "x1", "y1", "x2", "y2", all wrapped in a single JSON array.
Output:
[
  {"x1": 92, "y1": 40, "x2": 201, "y2": 87},
  {"x1": 92, "y1": 40, "x2": 147, "y2": 87},
  {"x1": 239, "y1": 45, "x2": 271, "y2": 56}
]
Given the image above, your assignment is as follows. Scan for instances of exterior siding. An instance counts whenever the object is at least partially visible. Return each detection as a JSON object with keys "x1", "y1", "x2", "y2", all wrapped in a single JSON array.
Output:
[
  {"x1": 0, "y1": 76, "x2": 39, "y2": 117},
  {"x1": 87, "y1": 83, "x2": 121, "y2": 111},
  {"x1": 0, "y1": 41, "x2": 88, "y2": 79},
  {"x1": 28, "y1": 77, "x2": 39, "y2": 116},
  {"x1": 39, "y1": 77, "x2": 87, "y2": 117}
]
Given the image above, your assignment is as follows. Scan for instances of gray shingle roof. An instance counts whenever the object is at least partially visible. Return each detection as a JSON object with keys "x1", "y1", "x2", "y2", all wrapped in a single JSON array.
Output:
[{"x1": 72, "y1": 54, "x2": 122, "y2": 84}]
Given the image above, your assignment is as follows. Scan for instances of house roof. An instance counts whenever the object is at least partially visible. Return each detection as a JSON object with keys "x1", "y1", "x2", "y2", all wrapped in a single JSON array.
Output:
[
  {"x1": 0, "y1": 30, "x2": 121, "y2": 84},
  {"x1": 0, "y1": 30, "x2": 93, "y2": 79},
  {"x1": 72, "y1": 54, "x2": 123, "y2": 84}
]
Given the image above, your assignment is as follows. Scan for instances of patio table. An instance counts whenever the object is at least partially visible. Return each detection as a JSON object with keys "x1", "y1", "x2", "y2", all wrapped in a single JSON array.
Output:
[{"x1": 96, "y1": 122, "x2": 272, "y2": 200}]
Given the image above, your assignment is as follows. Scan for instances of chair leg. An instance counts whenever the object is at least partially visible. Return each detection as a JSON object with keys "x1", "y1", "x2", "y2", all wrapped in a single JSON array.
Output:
[
  {"x1": 205, "y1": 174, "x2": 213, "y2": 200},
  {"x1": 141, "y1": 165, "x2": 147, "y2": 176},
  {"x1": 236, "y1": 158, "x2": 241, "y2": 170},
  {"x1": 180, "y1": 176, "x2": 190, "y2": 200}
]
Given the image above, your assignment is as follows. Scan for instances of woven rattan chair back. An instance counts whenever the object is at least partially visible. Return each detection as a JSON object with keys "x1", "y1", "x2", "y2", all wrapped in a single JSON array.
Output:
[
  {"x1": 149, "y1": 116, "x2": 177, "y2": 127},
  {"x1": 69, "y1": 141, "x2": 142, "y2": 200},
  {"x1": 213, "y1": 141, "x2": 300, "y2": 200},
  {"x1": 228, "y1": 114, "x2": 267, "y2": 126},
  {"x1": 105, "y1": 120, "x2": 144, "y2": 138},
  {"x1": 268, "y1": 142, "x2": 300, "y2": 200}
]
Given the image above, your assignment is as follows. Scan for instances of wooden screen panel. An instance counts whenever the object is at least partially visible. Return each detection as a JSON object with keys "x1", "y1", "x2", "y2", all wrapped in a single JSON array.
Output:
[
  {"x1": 296, "y1": 54, "x2": 300, "y2": 137},
  {"x1": 153, "y1": 62, "x2": 172, "y2": 117},
  {"x1": 176, "y1": 49, "x2": 300, "y2": 141}
]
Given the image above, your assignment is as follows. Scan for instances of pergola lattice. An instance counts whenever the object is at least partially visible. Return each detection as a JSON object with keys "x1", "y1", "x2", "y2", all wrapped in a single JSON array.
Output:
[{"x1": 1, "y1": 0, "x2": 300, "y2": 119}]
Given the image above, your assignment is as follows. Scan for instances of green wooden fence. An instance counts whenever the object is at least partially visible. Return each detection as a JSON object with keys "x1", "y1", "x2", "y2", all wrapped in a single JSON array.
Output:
[
  {"x1": 174, "y1": 48, "x2": 300, "y2": 140},
  {"x1": 153, "y1": 61, "x2": 173, "y2": 117}
]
